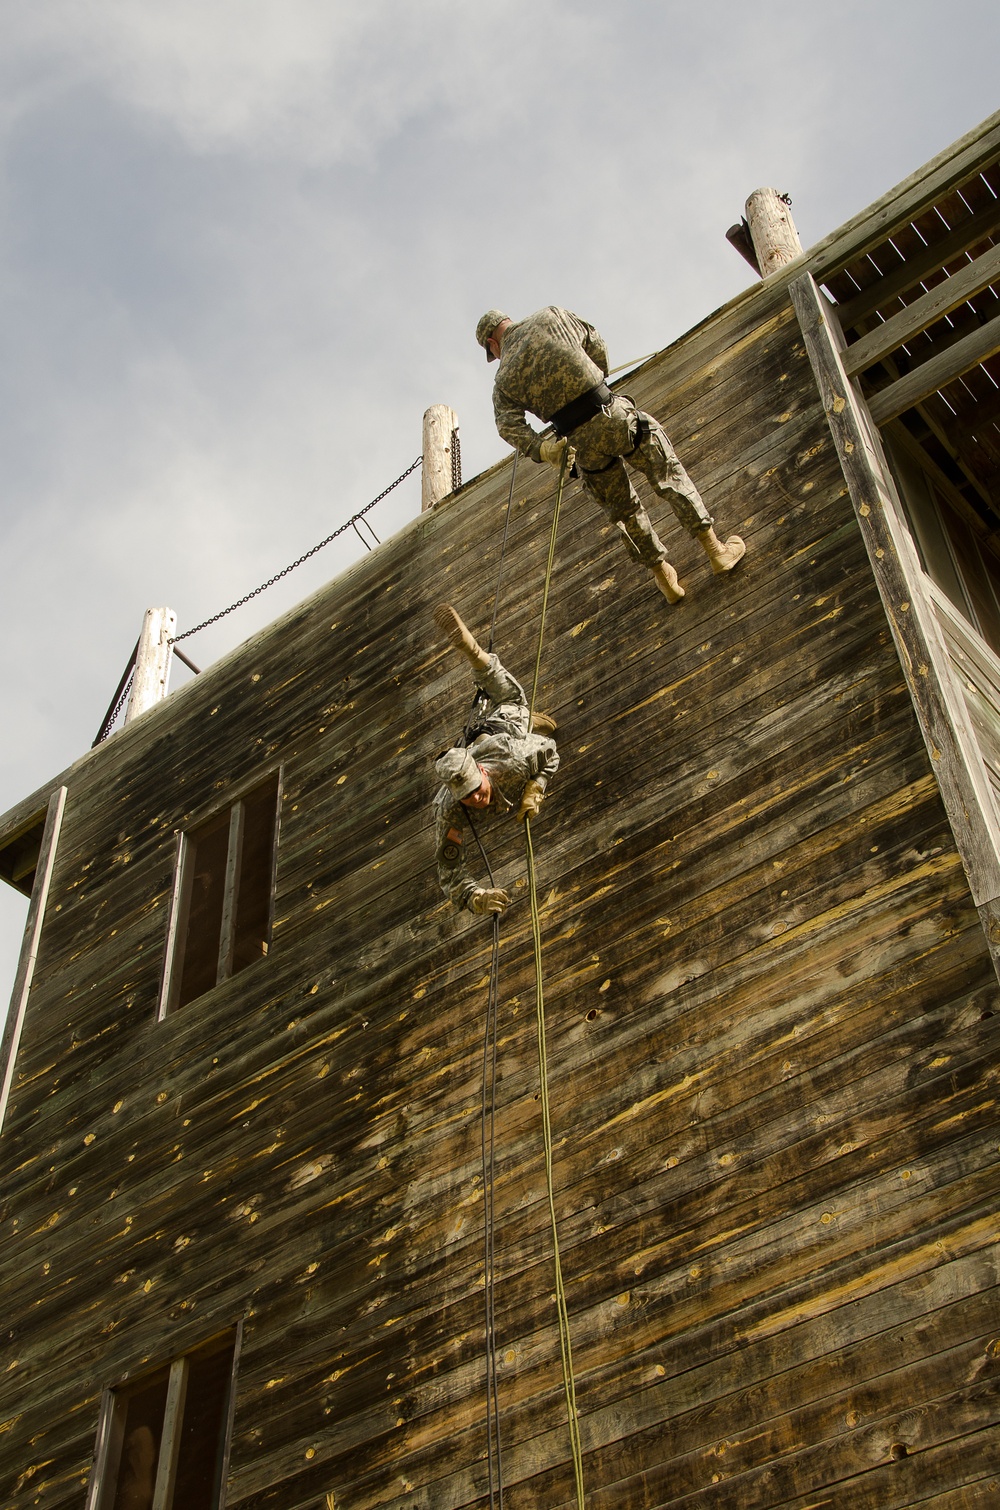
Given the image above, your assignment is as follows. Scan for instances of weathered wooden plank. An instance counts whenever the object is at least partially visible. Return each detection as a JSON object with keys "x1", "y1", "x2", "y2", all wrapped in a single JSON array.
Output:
[
  {"x1": 807, "y1": 111, "x2": 1000, "y2": 281},
  {"x1": 866, "y1": 312, "x2": 1000, "y2": 425},
  {"x1": 832, "y1": 200, "x2": 1000, "y2": 331},
  {"x1": 843, "y1": 243, "x2": 1000, "y2": 376}
]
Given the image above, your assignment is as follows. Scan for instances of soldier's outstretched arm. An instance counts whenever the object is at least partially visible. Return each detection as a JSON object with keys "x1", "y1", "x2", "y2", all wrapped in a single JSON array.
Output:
[{"x1": 494, "y1": 384, "x2": 544, "y2": 462}]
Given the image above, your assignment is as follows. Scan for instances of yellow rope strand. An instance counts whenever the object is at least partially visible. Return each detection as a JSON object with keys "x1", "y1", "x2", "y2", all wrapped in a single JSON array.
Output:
[{"x1": 524, "y1": 449, "x2": 586, "y2": 1507}]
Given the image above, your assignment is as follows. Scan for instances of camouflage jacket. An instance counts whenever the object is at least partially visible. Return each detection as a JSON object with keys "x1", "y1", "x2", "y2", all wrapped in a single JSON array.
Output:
[
  {"x1": 492, "y1": 307, "x2": 610, "y2": 462},
  {"x1": 433, "y1": 660, "x2": 559, "y2": 911}
]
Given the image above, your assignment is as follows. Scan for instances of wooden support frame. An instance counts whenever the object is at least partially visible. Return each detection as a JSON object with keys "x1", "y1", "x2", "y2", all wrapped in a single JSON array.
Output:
[
  {"x1": 0, "y1": 786, "x2": 67, "y2": 1132},
  {"x1": 791, "y1": 271, "x2": 1000, "y2": 976},
  {"x1": 809, "y1": 109, "x2": 1000, "y2": 284},
  {"x1": 843, "y1": 243, "x2": 1000, "y2": 376},
  {"x1": 157, "y1": 830, "x2": 192, "y2": 1022},
  {"x1": 833, "y1": 197, "x2": 1000, "y2": 328},
  {"x1": 151, "y1": 1356, "x2": 189, "y2": 1510},
  {"x1": 216, "y1": 800, "x2": 246, "y2": 983},
  {"x1": 866, "y1": 312, "x2": 1000, "y2": 425}
]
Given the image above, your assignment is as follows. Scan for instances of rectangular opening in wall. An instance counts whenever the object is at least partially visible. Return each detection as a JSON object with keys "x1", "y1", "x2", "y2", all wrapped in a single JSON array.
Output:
[
  {"x1": 889, "y1": 440, "x2": 1000, "y2": 656},
  {"x1": 0, "y1": 809, "x2": 48, "y2": 897},
  {"x1": 91, "y1": 1330, "x2": 238, "y2": 1510},
  {"x1": 162, "y1": 771, "x2": 280, "y2": 1015}
]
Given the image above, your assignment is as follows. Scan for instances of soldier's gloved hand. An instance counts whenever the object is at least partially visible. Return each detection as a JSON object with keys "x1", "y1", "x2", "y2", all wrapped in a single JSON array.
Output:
[
  {"x1": 539, "y1": 436, "x2": 576, "y2": 471},
  {"x1": 517, "y1": 779, "x2": 546, "y2": 822},
  {"x1": 469, "y1": 887, "x2": 510, "y2": 916}
]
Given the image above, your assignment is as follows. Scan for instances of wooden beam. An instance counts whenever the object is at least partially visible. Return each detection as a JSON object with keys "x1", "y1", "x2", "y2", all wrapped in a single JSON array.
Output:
[
  {"x1": 151, "y1": 1356, "x2": 189, "y2": 1510},
  {"x1": 217, "y1": 800, "x2": 245, "y2": 982},
  {"x1": 843, "y1": 244, "x2": 1000, "y2": 376},
  {"x1": 421, "y1": 405, "x2": 459, "y2": 512},
  {"x1": 808, "y1": 109, "x2": 1000, "y2": 282},
  {"x1": 157, "y1": 830, "x2": 190, "y2": 1021},
  {"x1": 790, "y1": 271, "x2": 1000, "y2": 928},
  {"x1": 0, "y1": 787, "x2": 67, "y2": 1130},
  {"x1": 125, "y1": 606, "x2": 176, "y2": 725},
  {"x1": 866, "y1": 314, "x2": 1000, "y2": 424},
  {"x1": 833, "y1": 198, "x2": 1000, "y2": 330},
  {"x1": 745, "y1": 189, "x2": 803, "y2": 278}
]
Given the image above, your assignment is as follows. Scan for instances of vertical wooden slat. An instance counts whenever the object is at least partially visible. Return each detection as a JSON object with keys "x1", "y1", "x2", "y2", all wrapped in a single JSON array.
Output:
[
  {"x1": 84, "y1": 1389, "x2": 127, "y2": 1510},
  {"x1": 151, "y1": 1356, "x2": 189, "y2": 1510},
  {"x1": 215, "y1": 1319, "x2": 245, "y2": 1507},
  {"x1": 217, "y1": 801, "x2": 245, "y2": 983},
  {"x1": 157, "y1": 831, "x2": 191, "y2": 1022},
  {"x1": 0, "y1": 785, "x2": 67, "y2": 1131}
]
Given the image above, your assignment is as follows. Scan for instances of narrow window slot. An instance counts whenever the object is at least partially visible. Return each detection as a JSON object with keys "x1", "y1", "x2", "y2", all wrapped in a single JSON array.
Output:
[
  {"x1": 161, "y1": 772, "x2": 280, "y2": 1015},
  {"x1": 91, "y1": 1333, "x2": 237, "y2": 1510}
]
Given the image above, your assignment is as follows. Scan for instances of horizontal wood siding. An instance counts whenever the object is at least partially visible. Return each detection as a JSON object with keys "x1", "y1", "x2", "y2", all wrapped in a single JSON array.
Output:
[{"x1": 1, "y1": 280, "x2": 998, "y2": 1510}]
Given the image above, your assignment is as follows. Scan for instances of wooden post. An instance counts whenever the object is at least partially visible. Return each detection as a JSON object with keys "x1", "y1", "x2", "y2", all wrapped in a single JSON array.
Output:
[
  {"x1": 422, "y1": 405, "x2": 459, "y2": 512},
  {"x1": 125, "y1": 607, "x2": 176, "y2": 725},
  {"x1": 0, "y1": 786, "x2": 67, "y2": 1131},
  {"x1": 745, "y1": 188, "x2": 803, "y2": 277}
]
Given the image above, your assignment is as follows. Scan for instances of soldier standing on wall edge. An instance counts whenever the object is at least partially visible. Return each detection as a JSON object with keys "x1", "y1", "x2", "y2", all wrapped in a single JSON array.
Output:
[{"x1": 476, "y1": 306, "x2": 746, "y2": 605}]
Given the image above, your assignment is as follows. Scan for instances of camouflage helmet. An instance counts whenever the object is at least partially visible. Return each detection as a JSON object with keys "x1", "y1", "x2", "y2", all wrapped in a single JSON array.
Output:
[
  {"x1": 475, "y1": 309, "x2": 509, "y2": 362},
  {"x1": 435, "y1": 746, "x2": 483, "y2": 799}
]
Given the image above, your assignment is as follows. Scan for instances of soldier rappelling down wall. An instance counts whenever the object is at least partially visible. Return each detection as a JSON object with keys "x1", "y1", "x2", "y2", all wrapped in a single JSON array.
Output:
[
  {"x1": 476, "y1": 306, "x2": 747, "y2": 604},
  {"x1": 433, "y1": 604, "x2": 559, "y2": 918}
]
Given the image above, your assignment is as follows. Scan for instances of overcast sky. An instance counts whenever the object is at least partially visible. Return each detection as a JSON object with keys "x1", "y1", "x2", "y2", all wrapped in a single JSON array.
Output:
[{"x1": 1, "y1": 0, "x2": 997, "y2": 1002}]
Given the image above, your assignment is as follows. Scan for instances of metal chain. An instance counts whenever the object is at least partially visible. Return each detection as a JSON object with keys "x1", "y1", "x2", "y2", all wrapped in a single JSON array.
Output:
[
  {"x1": 451, "y1": 427, "x2": 462, "y2": 493},
  {"x1": 171, "y1": 456, "x2": 422, "y2": 644},
  {"x1": 94, "y1": 670, "x2": 135, "y2": 745}
]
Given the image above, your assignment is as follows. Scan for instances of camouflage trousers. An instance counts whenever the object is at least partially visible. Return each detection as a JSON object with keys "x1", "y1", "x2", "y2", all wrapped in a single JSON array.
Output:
[{"x1": 572, "y1": 395, "x2": 712, "y2": 569}]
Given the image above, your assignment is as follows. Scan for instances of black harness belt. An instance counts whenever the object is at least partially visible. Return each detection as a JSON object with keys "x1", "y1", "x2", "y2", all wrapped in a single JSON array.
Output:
[{"x1": 548, "y1": 381, "x2": 612, "y2": 438}]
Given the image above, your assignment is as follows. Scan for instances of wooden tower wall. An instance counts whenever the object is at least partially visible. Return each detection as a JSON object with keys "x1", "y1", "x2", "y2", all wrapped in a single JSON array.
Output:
[{"x1": 1, "y1": 272, "x2": 998, "y2": 1507}]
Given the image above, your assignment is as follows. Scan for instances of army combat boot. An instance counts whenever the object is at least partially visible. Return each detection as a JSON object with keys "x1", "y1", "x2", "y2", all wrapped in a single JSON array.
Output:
[
  {"x1": 651, "y1": 559, "x2": 685, "y2": 604},
  {"x1": 699, "y1": 526, "x2": 746, "y2": 574},
  {"x1": 434, "y1": 603, "x2": 491, "y2": 672}
]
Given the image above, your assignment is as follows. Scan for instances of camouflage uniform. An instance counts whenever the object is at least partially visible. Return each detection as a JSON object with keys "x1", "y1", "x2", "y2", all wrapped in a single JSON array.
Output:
[
  {"x1": 434, "y1": 654, "x2": 559, "y2": 909},
  {"x1": 492, "y1": 306, "x2": 712, "y2": 569}
]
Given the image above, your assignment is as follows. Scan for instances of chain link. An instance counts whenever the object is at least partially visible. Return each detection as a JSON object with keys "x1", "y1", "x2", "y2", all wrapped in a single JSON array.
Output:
[
  {"x1": 171, "y1": 456, "x2": 422, "y2": 644},
  {"x1": 94, "y1": 669, "x2": 135, "y2": 745},
  {"x1": 451, "y1": 427, "x2": 462, "y2": 493}
]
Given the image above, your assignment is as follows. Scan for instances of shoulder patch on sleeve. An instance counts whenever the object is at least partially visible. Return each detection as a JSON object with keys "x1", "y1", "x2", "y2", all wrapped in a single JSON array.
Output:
[{"x1": 441, "y1": 826, "x2": 464, "y2": 866}]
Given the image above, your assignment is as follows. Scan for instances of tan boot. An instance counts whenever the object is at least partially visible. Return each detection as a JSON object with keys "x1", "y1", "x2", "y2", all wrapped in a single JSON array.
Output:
[
  {"x1": 652, "y1": 559, "x2": 685, "y2": 604},
  {"x1": 433, "y1": 603, "x2": 491, "y2": 672},
  {"x1": 530, "y1": 712, "x2": 557, "y2": 735},
  {"x1": 700, "y1": 527, "x2": 746, "y2": 575}
]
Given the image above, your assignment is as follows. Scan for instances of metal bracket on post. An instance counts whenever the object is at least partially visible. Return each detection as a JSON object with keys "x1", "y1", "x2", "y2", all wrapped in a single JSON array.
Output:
[
  {"x1": 422, "y1": 405, "x2": 460, "y2": 511},
  {"x1": 125, "y1": 607, "x2": 177, "y2": 725}
]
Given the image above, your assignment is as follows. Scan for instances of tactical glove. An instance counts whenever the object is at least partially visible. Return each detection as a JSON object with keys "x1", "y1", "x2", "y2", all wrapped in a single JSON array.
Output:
[
  {"x1": 469, "y1": 887, "x2": 510, "y2": 916},
  {"x1": 517, "y1": 779, "x2": 546, "y2": 822},
  {"x1": 539, "y1": 436, "x2": 576, "y2": 471}
]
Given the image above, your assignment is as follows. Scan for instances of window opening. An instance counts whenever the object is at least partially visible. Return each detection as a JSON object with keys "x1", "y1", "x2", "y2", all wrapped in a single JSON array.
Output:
[
  {"x1": 888, "y1": 441, "x2": 1000, "y2": 656},
  {"x1": 162, "y1": 771, "x2": 280, "y2": 1015},
  {"x1": 90, "y1": 1330, "x2": 238, "y2": 1510}
]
